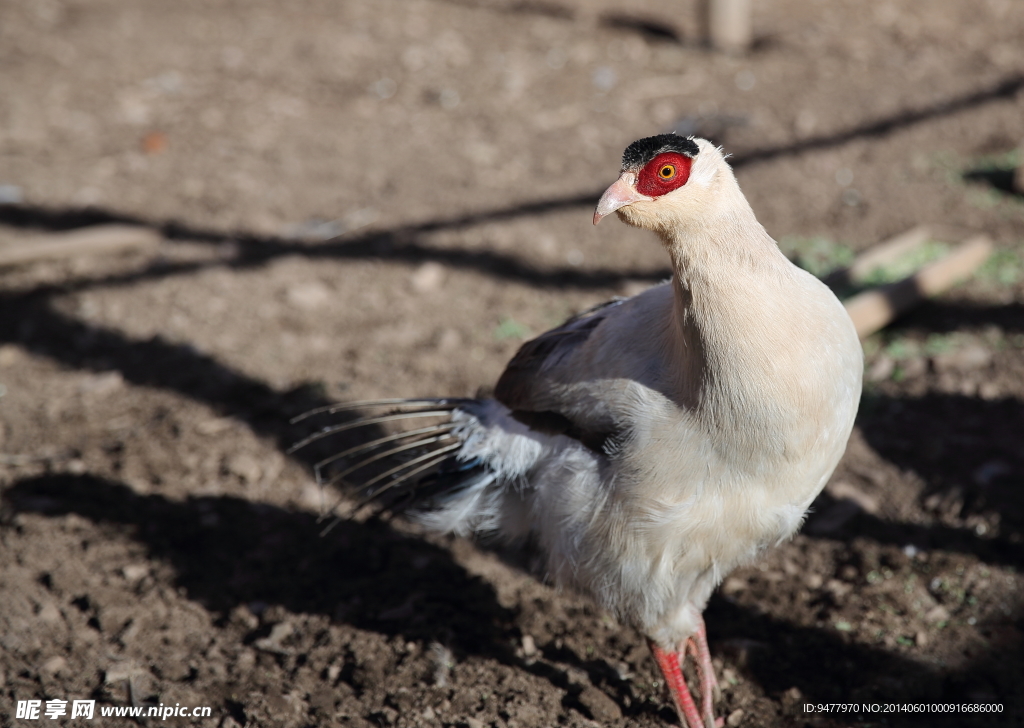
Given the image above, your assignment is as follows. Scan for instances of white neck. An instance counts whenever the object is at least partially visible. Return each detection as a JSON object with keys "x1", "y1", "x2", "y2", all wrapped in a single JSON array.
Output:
[{"x1": 660, "y1": 213, "x2": 797, "y2": 465}]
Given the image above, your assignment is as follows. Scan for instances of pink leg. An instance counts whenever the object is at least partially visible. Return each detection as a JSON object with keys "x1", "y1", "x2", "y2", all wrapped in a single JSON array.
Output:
[
  {"x1": 648, "y1": 639, "x2": 704, "y2": 728},
  {"x1": 687, "y1": 619, "x2": 721, "y2": 728}
]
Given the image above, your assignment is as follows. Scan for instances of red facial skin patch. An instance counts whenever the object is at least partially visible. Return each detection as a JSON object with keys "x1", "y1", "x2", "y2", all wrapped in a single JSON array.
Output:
[{"x1": 636, "y1": 152, "x2": 693, "y2": 197}]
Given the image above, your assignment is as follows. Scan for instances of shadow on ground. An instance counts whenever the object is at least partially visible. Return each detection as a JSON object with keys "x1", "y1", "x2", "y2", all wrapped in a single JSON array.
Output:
[
  {"x1": 2, "y1": 473, "x2": 511, "y2": 660},
  {"x1": 0, "y1": 70, "x2": 1021, "y2": 301},
  {"x1": 857, "y1": 391, "x2": 1024, "y2": 565},
  {"x1": 3, "y1": 473, "x2": 1022, "y2": 726}
]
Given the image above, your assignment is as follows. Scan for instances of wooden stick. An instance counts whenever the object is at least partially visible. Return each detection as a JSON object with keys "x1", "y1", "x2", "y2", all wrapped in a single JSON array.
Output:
[
  {"x1": 821, "y1": 225, "x2": 932, "y2": 290},
  {"x1": 0, "y1": 224, "x2": 161, "y2": 268},
  {"x1": 702, "y1": 0, "x2": 752, "y2": 53},
  {"x1": 844, "y1": 235, "x2": 993, "y2": 338},
  {"x1": 846, "y1": 224, "x2": 931, "y2": 282}
]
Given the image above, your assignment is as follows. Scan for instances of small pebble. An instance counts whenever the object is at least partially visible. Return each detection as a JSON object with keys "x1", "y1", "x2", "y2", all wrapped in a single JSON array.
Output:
[
  {"x1": 978, "y1": 382, "x2": 1000, "y2": 400},
  {"x1": 122, "y1": 564, "x2": 149, "y2": 581},
  {"x1": 78, "y1": 371, "x2": 124, "y2": 396},
  {"x1": 0, "y1": 344, "x2": 22, "y2": 367},
  {"x1": 932, "y1": 345, "x2": 991, "y2": 373},
  {"x1": 0, "y1": 184, "x2": 24, "y2": 204},
  {"x1": 411, "y1": 262, "x2": 447, "y2": 293},
  {"x1": 104, "y1": 664, "x2": 140, "y2": 683},
  {"x1": 37, "y1": 603, "x2": 63, "y2": 624},
  {"x1": 727, "y1": 708, "x2": 745, "y2": 726},
  {"x1": 577, "y1": 685, "x2": 623, "y2": 722},
  {"x1": 867, "y1": 355, "x2": 894, "y2": 382},
  {"x1": 521, "y1": 634, "x2": 537, "y2": 657},
  {"x1": 437, "y1": 328, "x2": 462, "y2": 351},
  {"x1": 226, "y1": 453, "x2": 262, "y2": 483},
  {"x1": 196, "y1": 417, "x2": 234, "y2": 435},
  {"x1": 284, "y1": 280, "x2": 332, "y2": 310},
  {"x1": 721, "y1": 577, "x2": 747, "y2": 595}
]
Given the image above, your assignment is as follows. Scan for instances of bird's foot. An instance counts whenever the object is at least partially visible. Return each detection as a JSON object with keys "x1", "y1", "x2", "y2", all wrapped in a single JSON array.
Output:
[
  {"x1": 648, "y1": 637, "x2": 718, "y2": 728},
  {"x1": 690, "y1": 618, "x2": 719, "y2": 727}
]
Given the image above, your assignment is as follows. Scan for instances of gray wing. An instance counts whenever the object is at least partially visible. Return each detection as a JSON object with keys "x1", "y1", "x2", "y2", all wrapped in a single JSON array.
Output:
[{"x1": 494, "y1": 298, "x2": 625, "y2": 453}]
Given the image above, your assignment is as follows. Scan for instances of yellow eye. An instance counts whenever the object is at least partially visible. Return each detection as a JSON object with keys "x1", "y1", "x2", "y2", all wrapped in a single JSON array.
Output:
[{"x1": 659, "y1": 164, "x2": 676, "y2": 179}]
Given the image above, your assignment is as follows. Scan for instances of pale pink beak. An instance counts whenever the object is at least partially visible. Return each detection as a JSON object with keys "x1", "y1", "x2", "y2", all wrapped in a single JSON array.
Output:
[{"x1": 593, "y1": 173, "x2": 650, "y2": 225}]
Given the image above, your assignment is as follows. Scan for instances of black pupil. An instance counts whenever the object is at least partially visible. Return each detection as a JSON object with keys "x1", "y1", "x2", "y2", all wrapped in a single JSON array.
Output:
[{"x1": 661, "y1": 166, "x2": 672, "y2": 177}]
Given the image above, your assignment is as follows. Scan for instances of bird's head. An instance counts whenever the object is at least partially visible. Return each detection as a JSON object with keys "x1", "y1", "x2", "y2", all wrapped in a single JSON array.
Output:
[{"x1": 593, "y1": 135, "x2": 726, "y2": 233}]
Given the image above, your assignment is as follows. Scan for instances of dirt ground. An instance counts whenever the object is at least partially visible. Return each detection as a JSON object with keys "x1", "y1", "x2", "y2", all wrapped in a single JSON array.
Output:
[{"x1": 2, "y1": 0, "x2": 1024, "y2": 726}]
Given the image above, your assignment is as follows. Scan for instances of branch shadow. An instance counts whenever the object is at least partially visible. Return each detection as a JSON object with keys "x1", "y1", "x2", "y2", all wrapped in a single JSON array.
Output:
[
  {"x1": 731, "y1": 73, "x2": 1024, "y2": 168},
  {"x1": 806, "y1": 490, "x2": 1024, "y2": 570},
  {"x1": 0, "y1": 198, "x2": 671, "y2": 298},
  {"x1": 599, "y1": 12, "x2": 683, "y2": 44},
  {"x1": 5, "y1": 473, "x2": 1023, "y2": 726},
  {"x1": 0, "y1": 289, "x2": 345, "y2": 470},
  {"x1": 856, "y1": 392, "x2": 1024, "y2": 556},
  {"x1": 963, "y1": 167, "x2": 1023, "y2": 199},
  {"x1": 427, "y1": 0, "x2": 574, "y2": 21},
  {"x1": 0, "y1": 473, "x2": 515, "y2": 664},
  {"x1": 797, "y1": 385, "x2": 1024, "y2": 577},
  {"x1": 704, "y1": 594, "x2": 1023, "y2": 727},
  {"x1": 0, "y1": 72, "x2": 1019, "y2": 301},
  {"x1": 892, "y1": 301, "x2": 1024, "y2": 335}
]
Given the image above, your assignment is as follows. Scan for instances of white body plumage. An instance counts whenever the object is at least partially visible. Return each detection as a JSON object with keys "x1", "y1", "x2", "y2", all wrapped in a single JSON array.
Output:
[{"x1": 419, "y1": 263, "x2": 860, "y2": 650}]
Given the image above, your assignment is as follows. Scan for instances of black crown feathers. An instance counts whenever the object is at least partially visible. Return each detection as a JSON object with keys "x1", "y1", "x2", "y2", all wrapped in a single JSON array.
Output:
[{"x1": 621, "y1": 134, "x2": 699, "y2": 171}]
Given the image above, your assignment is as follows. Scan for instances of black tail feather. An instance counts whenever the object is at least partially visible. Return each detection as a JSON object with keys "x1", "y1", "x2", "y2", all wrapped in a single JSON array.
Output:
[{"x1": 290, "y1": 398, "x2": 487, "y2": 525}]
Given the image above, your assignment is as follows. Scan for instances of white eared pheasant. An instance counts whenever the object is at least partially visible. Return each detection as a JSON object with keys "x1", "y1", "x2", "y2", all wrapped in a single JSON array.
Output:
[{"x1": 293, "y1": 135, "x2": 863, "y2": 728}]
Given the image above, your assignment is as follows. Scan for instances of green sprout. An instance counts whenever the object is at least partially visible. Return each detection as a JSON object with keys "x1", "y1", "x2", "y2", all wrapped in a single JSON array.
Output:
[
  {"x1": 494, "y1": 317, "x2": 531, "y2": 340},
  {"x1": 779, "y1": 236, "x2": 855, "y2": 278}
]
